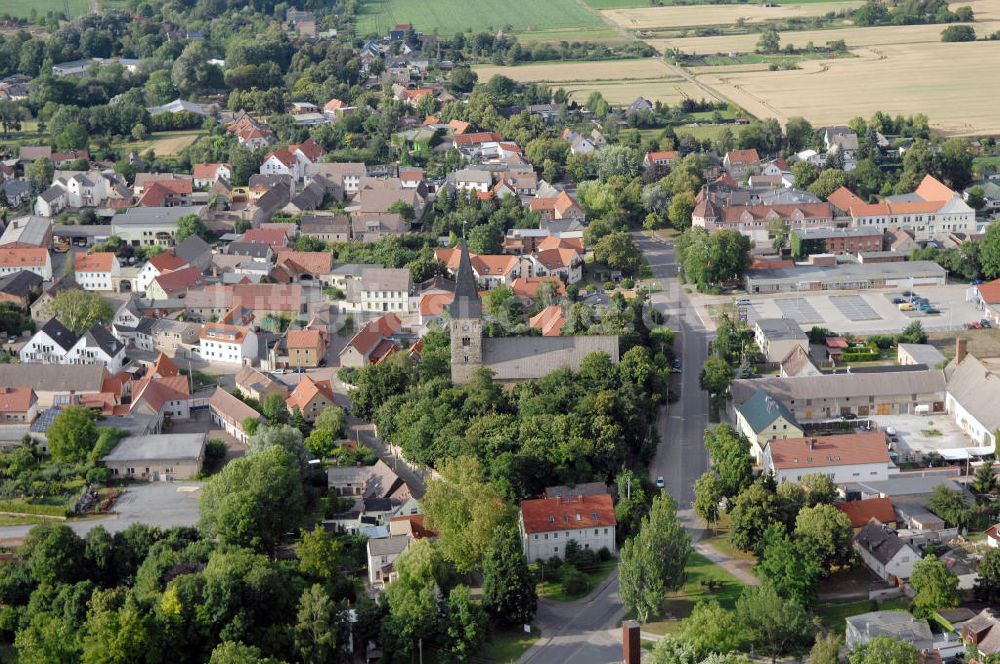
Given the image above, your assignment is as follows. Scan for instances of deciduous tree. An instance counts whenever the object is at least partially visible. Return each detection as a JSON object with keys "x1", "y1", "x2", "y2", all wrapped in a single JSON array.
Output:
[
  {"x1": 910, "y1": 555, "x2": 960, "y2": 615},
  {"x1": 47, "y1": 406, "x2": 98, "y2": 463},
  {"x1": 48, "y1": 290, "x2": 113, "y2": 334},
  {"x1": 482, "y1": 525, "x2": 537, "y2": 626}
]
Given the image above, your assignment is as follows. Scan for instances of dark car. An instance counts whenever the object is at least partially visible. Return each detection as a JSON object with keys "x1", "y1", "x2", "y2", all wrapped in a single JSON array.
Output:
[
  {"x1": 671, "y1": 359, "x2": 682, "y2": 373},
  {"x1": 901, "y1": 290, "x2": 914, "y2": 297},
  {"x1": 841, "y1": 413, "x2": 858, "y2": 421},
  {"x1": 982, "y1": 319, "x2": 993, "y2": 328},
  {"x1": 892, "y1": 297, "x2": 905, "y2": 304}
]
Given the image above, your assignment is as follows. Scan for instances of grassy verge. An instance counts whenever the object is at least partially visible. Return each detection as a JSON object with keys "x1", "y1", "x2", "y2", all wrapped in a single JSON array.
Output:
[
  {"x1": 0, "y1": 515, "x2": 45, "y2": 527},
  {"x1": 699, "y1": 515, "x2": 757, "y2": 563},
  {"x1": 0, "y1": 499, "x2": 69, "y2": 518},
  {"x1": 537, "y1": 560, "x2": 616, "y2": 601},
  {"x1": 642, "y1": 550, "x2": 748, "y2": 635},
  {"x1": 477, "y1": 626, "x2": 539, "y2": 663}
]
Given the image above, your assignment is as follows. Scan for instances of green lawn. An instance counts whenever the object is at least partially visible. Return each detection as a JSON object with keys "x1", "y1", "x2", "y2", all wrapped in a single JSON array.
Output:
[
  {"x1": 675, "y1": 123, "x2": 741, "y2": 141},
  {"x1": 642, "y1": 551, "x2": 748, "y2": 635},
  {"x1": 815, "y1": 596, "x2": 910, "y2": 633},
  {"x1": 1, "y1": 0, "x2": 89, "y2": 18},
  {"x1": 356, "y1": 0, "x2": 603, "y2": 36},
  {"x1": 477, "y1": 626, "x2": 539, "y2": 663},
  {"x1": 537, "y1": 560, "x2": 616, "y2": 601}
]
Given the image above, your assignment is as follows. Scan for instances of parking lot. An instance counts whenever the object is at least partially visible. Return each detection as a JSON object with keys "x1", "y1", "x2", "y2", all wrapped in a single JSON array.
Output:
[
  {"x1": 869, "y1": 414, "x2": 977, "y2": 457},
  {"x1": 742, "y1": 283, "x2": 984, "y2": 334}
]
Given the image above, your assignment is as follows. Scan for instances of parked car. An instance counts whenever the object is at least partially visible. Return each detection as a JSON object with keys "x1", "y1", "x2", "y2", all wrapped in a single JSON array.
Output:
[
  {"x1": 901, "y1": 290, "x2": 915, "y2": 297},
  {"x1": 671, "y1": 359, "x2": 682, "y2": 373},
  {"x1": 656, "y1": 476, "x2": 665, "y2": 488},
  {"x1": 898, "y1": 303, "x2": 914, "y2": 311},
  {"x1": 982, "y1": 319, "x2": 993, "y2": 328},
  {"x1": 841, "y1": 413, "x2": 858, "y2": 421},
  {"x1": 969, "y1": 322, "x2": 984, "y2": 329},
  {"x1": 892, "y1": 297, "x2": 905, "y2": 304}
]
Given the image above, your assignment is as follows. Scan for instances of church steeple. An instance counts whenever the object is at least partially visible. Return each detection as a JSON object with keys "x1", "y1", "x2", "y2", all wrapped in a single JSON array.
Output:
[
  {"x1": 449, "y1": 242, "x2": 483, "y2": 384},
  {"x1": 451, "y1": 242, "x2": 481, "y2": 319}
]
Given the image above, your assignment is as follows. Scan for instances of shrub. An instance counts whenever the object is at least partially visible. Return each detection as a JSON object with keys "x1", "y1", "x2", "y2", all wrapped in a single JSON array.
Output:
[
  {"x1": 205, "y1": 439, "x2": 227, "y2": 461},
  {"x1": 560, "y1": 565, "x2": 589, "y2": 596},
  {"x1": 338, "y1": 367, "x2": 358, "y2": 384},
  {"x1": 597, "y1": 547, "x2": 613, "y2": 562}
]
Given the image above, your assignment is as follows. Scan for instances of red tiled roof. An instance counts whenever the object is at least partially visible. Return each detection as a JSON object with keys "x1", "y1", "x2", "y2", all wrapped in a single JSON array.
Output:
[
  {"x1": 0, "y1": 247, "x2": 47, "y2": 269},
  {"x1": 275, "y1": 250, "x2": 332, "y2": 276},
  {"x1": 455, "y1": 132, "x2": 503, "y2": 146},
  {"x1": 152, "y1": 266, "x2": 206, "y2": 295},
  {"x1": 511, "y1": 276, "x2": 565, "y2": 301},
  {"x1": 242, "y1": 227, "x2": 290, "y2": 248},
  {"x1": 419, "y1": 292, "x2": 452, "y2": 317},
  {"x1": 150, "y1": 352, "x2": 179, "y2": 378},
  {"x1": 529, "y1": 305, "x2": 565, "y2": 336},
  {"x1": 836, "y1": 498, "x2": 896, "y2": 529},
  {"x1": 978, "y1": 279, "x2": 1000, "y2": 304},
  {"x1": 520, "y1": 494, "x2": 616, "y2": 534},
  {"x1": 294, "y1": 137, "x2": 325, "y2": 162},
  {"x1": 646, "y1": 150, "x2": 679, "y2": 163},
  {"x1": 286, "y1": 329, "x2": 323, "y2": 350},
  {"x1": 725, "y1": 149, "x2": 760, "y2": 165},
  {"x1": 766, "y1": 432, "x2": 890, "y2": 470},
  {"x1": 346, "y1": 313, "x2": 402, "y2": 356},
  {"x1": 75, "y1": 252, "x2": 116, "y2": 272},
  {"x1": 148, "y1": 251, "x2": 186, "y2": 272},
  {"x1": 0, "y1": 387, "x2": 34, "y2": 413},
  {"x1": 286, "y1": 375, "x2": 335, "y2": 411},
  {"x1": 193, "y1": 163, "x2": 231, "y2": 179}
]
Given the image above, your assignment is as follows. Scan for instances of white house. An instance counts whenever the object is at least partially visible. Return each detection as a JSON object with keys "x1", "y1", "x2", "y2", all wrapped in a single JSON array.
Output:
[
  {"x1": 519, "y1": 493, "x2": 617, "y2": 562},
  {"x1": 74, "y1": 252, "x2": 120, "y2": 291},
  {"x1": 197, "y1": 321, "x2": 258, "y2": 365},
  {"x1": 259, "y1": 139, "x2": 325, "y2": 182},
  {"x1": 944, "y1": 348, "x2": 1000, "y2": 451},
  {"x1": 352, "y1": 267, "x2": 412, "y2": 313},
  {"x1": 192, "y1": 163, "x2": 232, "y2": 188},
  {"x1": 20, "y1": 319, "x2": 79, "y2": 365},
  {"x1": 453, "y1": 168, "x2": 492, "y2": 193},
  {"x1": 0, "y1": 247, "x2": 52, "y2": 280},
  {"x1": 763, "y1": 432, "x2": 891, "y2": 484},
  {"x1": 135, "y1": 251, "x2": 188, "y2": 293},
  {"x1": 853, "y1": 519, "x2": 921, "y2": 583},
  {"x1": 208, "y1": 387, "x2": 260, "y2": 444},
  {"x1": 20, "y1": 319, "x2": 125, "y2": 373}
]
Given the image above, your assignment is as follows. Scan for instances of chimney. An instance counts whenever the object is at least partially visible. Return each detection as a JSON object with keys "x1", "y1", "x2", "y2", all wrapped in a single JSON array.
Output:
[
  {"x1": 622, "y1": 620, "x2": 640, "y2": 664},
  {"x1": 956, "y1": 338, "x2": 968, "y2": 364}
]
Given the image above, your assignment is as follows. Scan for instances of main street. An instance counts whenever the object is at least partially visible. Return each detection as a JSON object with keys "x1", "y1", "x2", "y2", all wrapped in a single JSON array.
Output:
[{"x1": 517, "y1": 232, "x2": 713, "y2": 664}]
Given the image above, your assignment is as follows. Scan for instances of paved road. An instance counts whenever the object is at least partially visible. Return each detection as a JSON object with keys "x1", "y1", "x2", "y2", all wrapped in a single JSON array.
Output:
[
  {"x1": 637, "y1": 231, "x2": 712, "y2": 509},
  {"x1": 518, "y1": 233, "x2": 714, "y2": 664}
]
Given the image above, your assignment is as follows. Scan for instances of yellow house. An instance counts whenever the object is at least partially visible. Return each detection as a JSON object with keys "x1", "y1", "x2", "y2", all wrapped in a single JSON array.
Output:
[{"x1": 735, "y1": 388, "x2": 804, "y2": 464}]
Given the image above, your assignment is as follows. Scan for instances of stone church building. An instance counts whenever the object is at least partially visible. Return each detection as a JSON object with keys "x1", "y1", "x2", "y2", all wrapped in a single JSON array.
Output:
[{"x1": 449, "y1": 243, "x2": 619, "y2": 385}]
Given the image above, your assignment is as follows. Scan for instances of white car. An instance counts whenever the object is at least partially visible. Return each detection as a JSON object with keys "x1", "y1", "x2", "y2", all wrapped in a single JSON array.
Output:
[{"x1": 655, "y1": 476, "x2": 665, "y2": 488}]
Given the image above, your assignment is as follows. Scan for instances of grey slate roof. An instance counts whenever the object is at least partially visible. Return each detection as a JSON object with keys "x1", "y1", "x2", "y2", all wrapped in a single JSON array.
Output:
[
  {"x1": 450, "y1": 242, "x2": 481, "y2": 319},
  {"x1": 40, "y1": 318, "x2": 78, "y2": 351},
  {"x1": 755, "y1": 318, "x2": 808, "y2": 342},
  {"x1": 731, "y1": 368, "x2": 946, "y2": 405},
  {"x1": 104, "y1": 433, "x2": 206, "y2": 462},
  {"x1": 854, "y1": 519, "x2": 913, "y2": 565},
  {"x1": 0, "y1": 270, "x2": 42, "y2": 298},
  {"x1": 482, "y1": 335, "x2": 620, "y2": 381},
  {"x1": 367, "y1": 534, "x2": 409, "y2": 556},
  {"x1": 945, "y1": 354, "x2": 1000, "y2": 435},
  {"x1": 227, "y1": 242, "x2": 273, "y2": 259},
  {"x1": 0, "y1": 364, "x2": 106, "y2": 392},
  {"x1": 174, "y1": 235, "x2": 212, "y2": 263},
  {"x1": 738, "y1": 388, "x2": 800, "y2": 433}
]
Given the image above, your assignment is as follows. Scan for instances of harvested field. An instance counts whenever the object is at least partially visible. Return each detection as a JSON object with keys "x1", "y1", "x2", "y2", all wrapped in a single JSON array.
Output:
[
  {"x1": 649, "y1": 20, "x2": 998, "y2": 54},
  {"x1": 473, "y1": 60, "x2": 708, "y2": 105},
  {"x1": 602, "y1": 1, "x2": 862, "y2": 29},
  {"x1": 474, "y1": 59, "x2": 671, "y2": 83},
  {"x1": 695, "y1": 41, "x2": 1000, "y2": 135},
  {"x1": 147, "y1": 131, "x2": 202, "y2": 156}
]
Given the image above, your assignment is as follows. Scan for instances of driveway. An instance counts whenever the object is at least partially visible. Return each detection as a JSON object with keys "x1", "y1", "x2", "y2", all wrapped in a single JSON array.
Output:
[{"x1": 0, "y1": 482, "x2": 204, "y2": 540}]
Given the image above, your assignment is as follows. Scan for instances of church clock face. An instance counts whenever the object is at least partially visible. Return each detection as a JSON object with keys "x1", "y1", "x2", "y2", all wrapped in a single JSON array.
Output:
[{"x1": 462, "y1": 324, "x2": 469, "y2": 331}]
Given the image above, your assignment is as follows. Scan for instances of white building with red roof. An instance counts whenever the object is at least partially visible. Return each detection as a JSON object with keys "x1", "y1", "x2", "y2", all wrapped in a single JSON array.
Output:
[
  {"x1": 0, "y1": 247, "x2": 52, "y2": 280},
  {"x1": 75, "y1": 252, "x2": 120, "y2": 291},
  {"x1": 763, "y1": 432, "x2": 891, "y2": 484},
  {"x1": 259, "y1": 138, "x2": 326, "y2": 182},
  {"x1": 136, "y1": 251, "x2": 188, "y2": 293},
  {"x1": 192, "y1": 163, "x2": 232, "y2": 188},
  {"x1": 519, "y1": 493, "x2": 616, "y2": 562}
]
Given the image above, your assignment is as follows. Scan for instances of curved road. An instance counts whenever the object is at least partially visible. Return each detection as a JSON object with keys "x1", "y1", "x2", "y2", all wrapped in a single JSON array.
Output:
[{"x1": 516, "y1": 232, "x2": 713, "y2": 664}]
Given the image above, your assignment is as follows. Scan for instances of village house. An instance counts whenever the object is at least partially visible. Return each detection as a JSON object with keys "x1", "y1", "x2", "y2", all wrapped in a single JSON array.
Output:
[
  {"x1": 853, "y1": 518, "x2": 921, "y2": 583},
  {"x1": 944, "y1": 342, "x2": 1000, "y2": 450},
  {"x1": 74, "y1": 252, "x2": 120, "y2": 292},
  {"x1": 299, "y1": 214, "x2": 350, "y2": 243},
  {"x1": 0, "y1": 247, "x2": 52, "y2": 280},
  {"x1": 306, "y1": 162, "x2": 367, "y2": 195},
  {"x1": 763, "y1": 432, "x2": 891, "y2": 484},
  {"x1": 146, "y1": 266, "x2": 207, "y2": 300},
  {"x1": 260, "y1": 138, "x2": 326, "y2": 182},
  {"x1": 0, "y1": 216, "x2": 53, "y2": 248},
  {"x1": 20, "y1": 319, "x2": 126, "y2": 373},
  {"x1": 519, "y1": 493, "x2": 617, "y2": 562},
  {"x1": 192, "y1": 163, "x2": 232, "y2": 188},
  {"x1": 197, "y1": 308, "x2": 258, "y2": 365},
  {"x1": 963, "y1": 609, "x2": 1000, "y2": 661},
  {"x1": 752, "y1": 318, "x2": 809, "y2": 363},
  {"x1": 339, "y1": 313, "x2": 402, "y2": 368},
  {"x1": 111, "y1": 206, "x2": 207, "y2": 247},
  {"x1": 0, "y1": 387, "x2": 38, "y2": 425},
  {"x1": 734, "y1": 389, "x2": 805, "y2": 464},
  {"x1": 235, "y1": 365, "x2": 288, "y2": 402},
  {"x1": 136, "y1": 251, "x2": 188, "y2": 293},
  {"x1": 0, "y1": 271, "x2": 43, "y2": 310},
  {"x1": 836, "y1": 498, "x2": 898, "y2": 531},
  {"x1": 285, "y1": 375, "x2": 336, "y2": 422},
  {"x1": 342, "y1": 267, "x2": 412, "y2": 313},
  {"x1": 270, "y1": 329, "x2": 327, "y2": 369}
]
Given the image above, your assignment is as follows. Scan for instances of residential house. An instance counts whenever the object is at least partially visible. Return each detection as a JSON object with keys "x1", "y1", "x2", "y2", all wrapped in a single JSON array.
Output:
[
  {"x1": 260, "y1": 138, "x2": 326, "y2": 182},
  {"x1": 853, "y1": 518, "x2": 921, "y2": 583},
  {"x1": 529, "y1": 190, "x2": 585, "y2": 225},
  {"x1": 328, "y1": 459, "x2": 406, "y2": 499},
  {"x1": 827, "y1": 175, "x2": 976, "y2": 239},
  {"x1": 763, "y1": 432, "x2": 891, "y2": 484},
  {"x1": 103, "y1": 433, "x2": 206, "y2": 480},
  {"x1": 347, "y1": 267, "x2": 412, "y2": 313},
  {"x1": 963, "y1": 609, "x2": 1000, "y2": 662},
  {"x1": 530, "y1": 305, "x2": 566, "y2": 337},
  {"x1": 235, "y1": 365, "x2": 288, "y2": 402},
  {"x1": 0, "y1": 271, "x2": 42, "y2": 309},
  {"x1": 285, "y1": 375, "x2": 336, "y2": 422},
  {"x1": 146, "y1": 266, "x2": 207, "y2": 300},
  {"x1": 944, "y1": 344, "x2": 1000, "y2": 450},
  {"x1": 643, "y1": 150, "x2": 679, "y2": 177},
  {"x1": 735, "y1": 388, "x2": 805, "y2": 463},
  {"x1": 339, "y1": 313, "x2": 402, "y2": 367},
  {"x1": 300, "y1": 214, "x2": 350, "y2": 243},
  {"x1": 322, "y1": 98, "x2": 355, "y2": 119},
  {"x1": 129, "y1": 374, "x2": 191, "y2": 426},
  {"x1": 435, "y1": 247, "x2": 519, "y2": 289},
  {"x1": 519, "y1": 493, "x2": 616, "y2": 562},
  {"x1": 209, "y1": 387, "x2": 261, "y2": 444},
  {"x1": 20, "y1": 319, "x2": 126, "y2": 373},
  {"x1": 753, "y1": 318, "x2": 809, "y2": 363},
  {"x1": 136, "y1": 251, "x2": 187, "y2": 293},
  {"x1": 306, "y1": 162, "x2": 366, "y2": 195},
  {"x1": 723, "y1": 149, "x2": 761, "y2": 179},
  {"x1": 0, "y1": 247, "x2": 52, "y2": 280},
  {"x1": 19, "y1": 318, "x2": 81, "y2": 365},
  {"x1": 272, "y1": 250, "x2": 333, "y2": 284},
  {"x1": 366, "y1": 535, "x2": 411, "y2": 587},
  {"x1": 525, "y1": 247, "x2": 583, "y2": 284},
  {"x1": 197, "y1": 309, "x2": 258, "y2": 365},
  {"x1": 845, "y1": 611, "x2": 933, "y2": 652},
  {"x1": 511, "y1": 276, "x2": 566, "y2": 306},
  {"x1": 0, "y1": 387, "x2": 38, "y2": 425},
  {"x1": 836, "y1": 498, "x2": 898, "y2": 531},
  {"x1": 192, "y1": 163, "x2": 232, "y2": 188},
  {"x1": 111, "y1": 206, "x2": 207, "y2": 247},
  {"x1": 137, "y1": 179, "x2": 193, "y2": 208},
  {"x1": 271, "y1": 329, "x2": 327, "y2": 369},
  {"x1": 74, "y1": 252, "x2": 120, "y2": 291},
  {"x1": 779, "y1": 345, "x2": 821, "y2": 377},
  {"x1": 0, "y1": 216, "x2": 52, "y2": 248},
  {"x1": 453, "y1": 168, "x2": 492, "y2": 193}
]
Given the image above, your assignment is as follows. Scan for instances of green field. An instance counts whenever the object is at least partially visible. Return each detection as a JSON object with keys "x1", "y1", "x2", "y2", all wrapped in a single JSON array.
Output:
[
  {"x1": 1, "y1": 0, "x2": 89, "y2": 18},
  {"x1": 356, "y1": 0, "x2": 604, "y2": 35}
]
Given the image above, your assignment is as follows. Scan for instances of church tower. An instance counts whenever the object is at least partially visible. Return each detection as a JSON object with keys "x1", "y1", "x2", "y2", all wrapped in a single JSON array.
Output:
[{"x1": 450, "y1": 242, "x2": 483, "y2": 385}]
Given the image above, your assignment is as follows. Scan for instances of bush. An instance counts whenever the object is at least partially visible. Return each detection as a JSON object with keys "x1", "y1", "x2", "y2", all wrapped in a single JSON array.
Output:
[
  {"x1": 867, "y1": 334, "x2": 896, "y2": 350},
  {"x1": 338, "y1": 367, "x2": 358, "y2": 384},
  {"x1": 0, "y1": 500, "x2": 68, "y2": 517},
  {"x1": 597, "y1": 547, "x2": 613, "y2": 562},
  {"x1": 807, "y1": 326, "x2": 836, "y2": 344},
  {"x1": 542, "y1": 556, "x2": 563, "y2": 579},
  {"x1": 941, "y1": 25, "x2": 976, "y2": 41},
  {"x1": 560, "y1": 565, "x2": 589, "y2": 596},
  {"x1": 205, "y1": 439, "x2": 227, "y2": 461},
  {"x1": 85, "y1": 467, "x2": 110, "y2": 485}
]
